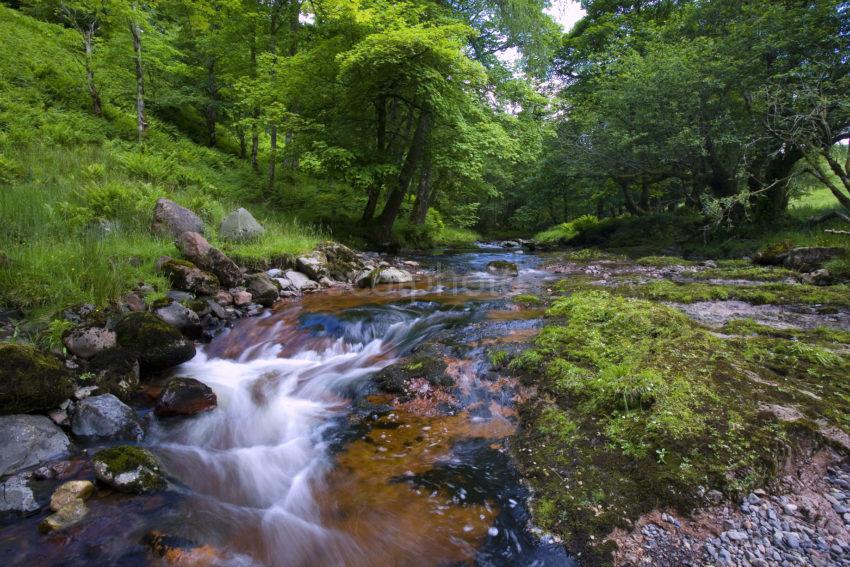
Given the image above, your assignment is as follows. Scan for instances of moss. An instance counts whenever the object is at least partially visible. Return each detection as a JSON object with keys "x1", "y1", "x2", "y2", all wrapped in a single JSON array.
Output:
[
  {"x1": 92, "y1": 445, "x2": 166, "y2": 493},
  {"x1": 635, "y1": 255, "x2": 695, "y2": 267},
  {"x1": 693, "y1": 264, "x2": 798, "y2": 282},
  {"x1": 115, "y1": 312, "x2": 195, "y2": 371},
  {"x1": 617, "y1": 279, "x2": 850, "y2": 307},
  {"x1": 754, "y1": 240, "x2": 794, "y2": 265},
  {"x1": 486, "y1": 260, "x2": 519, "y2": 275},
  {"x1": 510, "y1": 290, "x2": 841, "y2": 563},
  {"x1": 487, "y1": 349, "x2": 510, "y2": 368},
  {"x1": 0, "y1": 342, "x2": 75, "y2": 414},
  {"x1": 513, "y1": 294, "x2": 542, "y2": 306}
]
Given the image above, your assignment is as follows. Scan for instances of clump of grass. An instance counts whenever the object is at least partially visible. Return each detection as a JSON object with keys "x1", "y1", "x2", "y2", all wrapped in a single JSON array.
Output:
[
  {"x1": 619, "y1": 279, "x2": 850, "y2": 307},
  {"x1": 635, "y1": 255, "x2": 695, "y2": 267},
  {"x1": 513, "y1": 293, "x2": 543, "y2": 306},
  {"x1": 534, "y1": 214, "x2": 600, "y2": 245}
]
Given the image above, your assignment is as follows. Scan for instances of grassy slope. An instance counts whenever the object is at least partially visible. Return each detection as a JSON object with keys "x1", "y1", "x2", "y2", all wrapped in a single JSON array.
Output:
[{"x1": 0, "y1": 6, "x2": 325, "y2": 323}]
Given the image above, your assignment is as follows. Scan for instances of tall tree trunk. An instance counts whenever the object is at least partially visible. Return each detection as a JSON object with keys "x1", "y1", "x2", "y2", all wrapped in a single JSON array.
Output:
[
  {"x1": 129, "y1": 13, "x2": 147, "y2": 142},
  {"x1": 268, "y1": 126, "x2": 277, "y2": 192},
  {"x1": 283, "y1": 0, "x2": 300, "y2": 170},
  {"x1": 411, "y1": 148, "x2": 432, "y2": 224},
  {"x1": 267, "y1": 8, "x2": 279, "y2": 191},
  {"x1": 83, "y1": 26, "x2": 102, "y2": 117},
  {"x1": 250, "y1": 38, "x2": 259, "y2": 170},
  {"x1": 238, "y1": 126, "x2": 247, "y2": 159},
  {"x1": 361, "y1": 186, "x2": 381, "y2": 223},
  {"x1": 375, "y1": 109, "x2": 432, "y2": 242}
]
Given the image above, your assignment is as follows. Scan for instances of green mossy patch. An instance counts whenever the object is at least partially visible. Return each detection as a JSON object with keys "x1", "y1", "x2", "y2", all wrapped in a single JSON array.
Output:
[
  {"x1": 0, "y1": 342, "x2": 75, "y2": 414},
  {"x1": 511, "y1": 290, "x2": 848, "y2": 564},
  {"x1": 92, "y1": 445, "x2": 166, "y2": 493},
  {"x1": 635, "y1": 255, "x2": 696, "y2": 267},
  {"x1": 115, "y1": 312, "x2": 196, "y2": 371},
  {"x1": 513, "y1": 294, "x2": 543, "y2": 306},
  {"x1": 617, "y1": 279, "x2": 850, "y2": 307}
]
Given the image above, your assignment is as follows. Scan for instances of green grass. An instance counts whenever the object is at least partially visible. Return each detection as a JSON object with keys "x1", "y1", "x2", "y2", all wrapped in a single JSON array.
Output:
[{"x1": 0, "y1": 6, "x2": 323, "y2": 323}]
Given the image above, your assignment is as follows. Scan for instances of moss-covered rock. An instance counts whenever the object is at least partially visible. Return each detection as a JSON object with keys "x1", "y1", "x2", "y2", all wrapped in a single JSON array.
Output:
[
  {"x1": 86, "y1": 347, "x2": 140, "y2": 400},
  {"x1": 157, "y1": 257, "x2": 219, "y2": 295},
  {"x1": 115, "y1": 312, "x2": 196, "y2": 372},
  {"x1": 511, "y1": 290, "x2": 845, "y2": 563},
  {"x1": 92, "y1": 445, "x2": 166, "y2": 493},
  {"x1": 374, "y1": 354, "x2": 452, "y2": 396},
  {"x1": 0, "y1": 343, "x2": 75, "y2": 414},
  {"x1": 486, "y1": 260, "x2": 519, "y2": 276}
]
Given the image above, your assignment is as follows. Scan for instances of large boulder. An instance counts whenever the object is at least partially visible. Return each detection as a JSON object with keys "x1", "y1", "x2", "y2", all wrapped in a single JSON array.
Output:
[
  {"x1": 0, "y1": 343, "x2": 75, "y2": 414},
  {"x1": 486, "y1": 260, "x2": 519, "y2": 276},
  {"x1": 0, "y1": 474, "x2": 39, "y2": 514},
  {"x1": 245, "y1": 273, "x2": 280, "y2": 307},
  {"x1": 92, "y1": 446, "x2": 166, "y2": 493},
  {"x1": 0, "y1": 415, "x2": 74, "y2": 477},
  {"x1": 297, "y1": 242, "x2": 366, "y2": 283},
  {"x1": 157, "y1": 257, "x2": 219, "y2": 295},
  {"x1": 86, "y1": 348, "x2": 140, "y2": 401},
  {"x1": 155, "y1": 377, "x2": 217, "y2": 418},
  {"x1": 115, "y1": 312, "x2": 196, "y2": 371},
  {"x1": 783, "y1": 247, "x2": 846, "y2": 272},
  {"x1": 151, "y1": 198, "x2": 204, "y2": 239},
  {"x1": 219, "y1": 208, "x2": 265, "y2": 242},
  {"x1": 63, "y1": 327, "x2": 116, "y2": 359},
  {"x1": 177, "y1": 232, "x2": 243, "y2": 288},
  {"x1": 71, "y1": 394, "x2": 144, "y2": 441},
  {"x1": 154, "y1": 302, "x2": 202, "y2": 338}
]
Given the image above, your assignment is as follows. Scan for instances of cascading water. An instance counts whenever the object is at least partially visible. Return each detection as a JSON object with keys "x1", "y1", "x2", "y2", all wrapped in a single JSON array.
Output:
[{"x1": 152, "y1": 302, "x2": 478, "y2": 566}]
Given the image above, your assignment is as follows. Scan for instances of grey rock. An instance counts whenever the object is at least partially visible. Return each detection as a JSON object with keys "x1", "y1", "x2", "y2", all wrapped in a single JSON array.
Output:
[
  {"x1": 154, "y1": 302, "x2": 201, "y2": 337},
  {"x1": 246, "y1": 273, "x2": 280, "y2": 307},
  {"x1": 151, "y1": 198, "x2": 204, "y2": 239},
  {"x1": 783, "y1": 247, "x2": 846, "y2": 272},
  {"x1": 727, "y1": 530, "x2": 750, "y2": 542},
  {"x1": 63, "y1": 327, "x2": 116, "y2": 359},
  {"x1": 219, "y1": 208, "x2": 264, "y2": 242},
  {"x1": 285, "y1": 270, "x2": 320, "y2": 292},
  {"x1": 71, "y1": 394, "x2": 143, "y2": 441},
  {"x1": 0, "y1": 415, "x2": 73, "y2": 477},
  {"x1": 0, "y1": 474, "x2": 39, "y2": 513},
  {"x1": 177, "y1": 231, "x2": 243, "y2": 288}
]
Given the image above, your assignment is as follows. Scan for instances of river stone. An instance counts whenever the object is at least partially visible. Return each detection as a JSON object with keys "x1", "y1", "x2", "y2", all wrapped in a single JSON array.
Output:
[
  {"x1": 285, "y1": 270, "x2": 320, "y2": 292},
  {"x1": 71, "y1": 394, "x2": 144, "y2": 441},
  {"x1": 295, "y1": 252, "x2": 329, "y2": 281},
  {"x1": 115, "y1": 312, "x2": 196, "y2": 371},
  {"x1": 177, "y1": 231, "x2": 243, "y2": 288},
  {"x1": 245, "y1": 273, "x2": 280, "y2": 307},
  {"x1": 92, "y1": 446, "x2": 166, "y2": 493},
  {"x1": 0, "y1": 343, "x2": 75, "y2": 414},
  {"x1": 231, "y1": 289, "x2": 252, "y2": 306},
  {"x1": 155, "y1": 377, "x2": 217, "y2": 418},
  {"x1": 357, "y1": 267, "x2": 414, "y2": 288},
  {"x1": 154, "y1": 302, "x2": 202, "y2": 338},
  {"x1": 151, "y1": 198, "x2": 204, "y2": 239},
  {"x1": 219, "y1": 208, "x2": 265, "y2": 242},
  {"x1": 0, "y1": 474, "x2": 39, "y2": 514},
  {"x1": 63, "y1": 327, "x2": 116, "y2": 359},
  {"x1": 86, "y1": 347, "x2": 140, "y2": 401},
  {"x1": 39, "y1": 499, "x2": 89, "y2": 533},
  {"x1": 486, "y1": 260, "x2": 519, "y2": 276},
  {"x1": 0, "y1": 415, "x2": 73, "y2": 477},
  {"x1": 157, "y1": 256, "x2": 219, "y2": 295},
  {"x1": 50, "y1": 480, "x2": 95, "y2": 512}
]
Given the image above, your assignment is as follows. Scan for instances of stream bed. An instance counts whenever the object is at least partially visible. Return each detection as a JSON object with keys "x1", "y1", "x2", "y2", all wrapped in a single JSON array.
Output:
[{"x1": 1, "y1": 250, "x2": 574, "y2": 567}]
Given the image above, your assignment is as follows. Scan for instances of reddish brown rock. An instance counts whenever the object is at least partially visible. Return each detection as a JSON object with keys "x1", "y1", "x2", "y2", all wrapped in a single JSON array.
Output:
[
  {"x1": 177, "y1": 232, "x2": 243, "y2": 288},
  {"x1": 155, "y1": 377, "x2": 217, "y2": 418}
]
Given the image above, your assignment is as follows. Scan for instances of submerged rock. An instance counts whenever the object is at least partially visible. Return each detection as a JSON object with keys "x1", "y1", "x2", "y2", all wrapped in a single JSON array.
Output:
[
  {"x1": 0, "y1": 474, "x2": 39, "y2": 514},
  {"x1": 486, "y1": 260, "x2": 519, "y2": 276},
  {"x1": 39, "y1": 499, "x2": 89, "y2": 533},
  {"x1": 155, "y1": 377, "x2": 217, "y2": 417},
  {"x1": 71, "y1": 394, "x2": 144, "y2": 441},
  {"x1": 151, "y1": 198, "x2": 204, "y2": 239},
  {"x1": 115, "y1": 312, "x2": 196, "y2": 371},
  {"x1": 49, "y1": 480, "x2": 94, "y2": 512},
  {"x1": 245, "y1": 273, "x2": 280, "y2": 307},
  {"x1": 375, "y1": 354, "x2": 451, "y2": 395},
  {"x1": 177, "y1": 231, "x2": 243, "y2": 288},
  {"x1": 219, "y1": 208, "x2": 265, "y2": 242},
  {"x1": 92, "y1": 445, "x2": 166, "y2": 493},
  {"x1": 157, "y1": 256, "x2": 219, "y2": 295},
  {"x1": 63, "y1": 327, "x2": 116, "y2": 359},
  {"x1": 0, "y1": 343, "x2": 75, "y2": 414},
  {"x1": 0, "y1": 415, "x2": 73, "y2": 477}
]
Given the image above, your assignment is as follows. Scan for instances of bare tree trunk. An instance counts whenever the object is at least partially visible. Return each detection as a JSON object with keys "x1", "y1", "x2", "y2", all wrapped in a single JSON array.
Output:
[
  {"x1": 83, "y1": 26, "x2": 102, "y2": 116},
  {"x1": 375, "y1": 109, "x2": 432, "y2": 242},
  {"x1": 129, "y1": 13, "x2": 147, "y2": 142},
  {"x1": 362, "y1": 96, "x2": 388, "y2": 223},
  {"x1": 411, "y1": 148, "x2": 432, "y2": 224},
  {"x1": 238, "y1": 126, "x2": 247, "y2": 159},
  {"x1": 361, "y1": 186, "x2": 381, "y2": 223},
  {"x1": 268, "y1": 126, "x2": 277, "y2": 192}
]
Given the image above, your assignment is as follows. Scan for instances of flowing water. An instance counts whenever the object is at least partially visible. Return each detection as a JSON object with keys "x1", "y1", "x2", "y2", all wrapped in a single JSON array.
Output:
[{"x1": 1, "y1": 250, "x2": 573, "y2": 566}]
